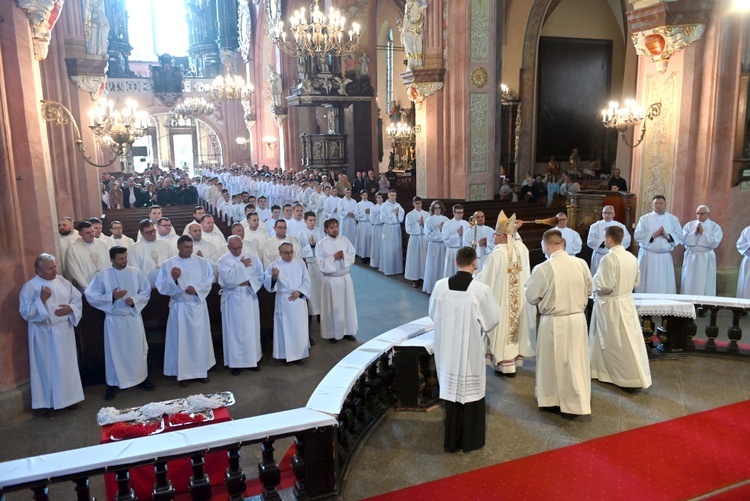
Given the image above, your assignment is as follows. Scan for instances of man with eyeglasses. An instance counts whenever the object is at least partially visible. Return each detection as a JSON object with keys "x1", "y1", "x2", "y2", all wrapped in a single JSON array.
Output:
[
  {"x1": 681, "y1": 205, "x2": 723, "y2": 296},
  {"x1": 155, "y1": 217, "x2": 179, "y2": 252},
  {"x1": 109, "y1": 220, "x2": 134, "y2": 249},
  {"x1": 129, "y1": 219, "x2": 175, "y2": 287},
  {"x1": 542, "y1": 212, "x2": 582, "y2": 257},
  {"x1": 262, "y1": 219, "x2": 301, "y2": 268},
  {"x1": 442, "y1": 204, "x2": 470, "y2": 278},
  {"x1": 263, "y1": 242, "x2": 311, "y2": 365},
  {"x1": 634, "y1": 195, "x2": 682, "y2": 294},
  {"x1": 587, "y1": 206, "x2": 631, "y2": 275}
]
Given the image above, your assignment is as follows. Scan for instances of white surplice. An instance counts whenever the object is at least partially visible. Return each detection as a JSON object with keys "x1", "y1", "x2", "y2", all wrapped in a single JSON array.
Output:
[
  {"x1": 441, "y1": 218, "x2": 470, "y2": 277},
  {"x1": 430, "y1": 277, "x2": 501, "y2": 403},
  {"x1": 298, "y1": 226, "x2": 326, "y2": 315},
  {"x1": 243, "y1": 225, "x2": 270, "y2": 257},
  {"x1": 587, "y1": 219, "x2": 631, "y2": 275},
  {"x1": 737, "y1": 226, "x2": 750, "y2": 299},
  {"x1": 156, "y1": 255, "x2": 216, "y2": 380},
  {"x1": 262, "y1": 234, "x2": 301, "y2": 268},
  {"x1": 634, "y1": 211, "x2": 682, "y2": 293},
  {"x1": 84, "y1": 266, "x2": 151, "y2": 388},
  {"x1": 19, "y1": 274, "x2": 84, "y2": 410},
  {"x1": 379, "y1": 200, "x2": 405, "y2": 275},
  {"x1": 525, "y1": 250, "x2": 593, "y2": 415},
  {"x1": 423, "y1": 214, "x2": 448, "y2": 293},
  {"x1": 404, "y1": 209, "x2": 428, "y2": 281},
  {"x1": 263, "y1": 258, "x2": 311, "y2": 362},
  {"x1": 324, "y1": 195, "x2": 340, "y2": 222},
  {"x1": 476, "y1": 242, "x2": 536, "y2": 374},
  {"x1": 64, "y1": 238, "x2": 112, "y2": 289},
  {"x1": 217, "y1": 251, "x2": 263, "y2": 368},
  {"x1": 541, "y1": 226, "x2": 582, "y2": 256},
  {"x1": 354, "y1": 200, "x2": 374, "y2": 258},
  {"x1": 111, "y1": 235, "x2": 135, "y2": 249},
  {"x1": 56, "y1": 231, "x2": 79, "y2": 275},
  {"x1": 681, "y1": 218, "x2": 723, "y2": 296},
  {"x1": 316, "y1": 235, "x2": 358, "y2": 340},
  {"x1": 589, "y1": 245, "x2": 652, "y2": 388},
  {"x1": 129, "y1": 239, "x2": 175, "y2": 287},
  {"x1": 463, "y1": 224, "x2": 495, "y2": 271},
  {"x1": 369, "y1": 203, "x2": 384, "y2": 268},
  {"x1": 157, "y1": 233, "x2": 180, "y2": 253},
  {"x1": 337, "y1": 197, "x2": 358, "y2": 242}
]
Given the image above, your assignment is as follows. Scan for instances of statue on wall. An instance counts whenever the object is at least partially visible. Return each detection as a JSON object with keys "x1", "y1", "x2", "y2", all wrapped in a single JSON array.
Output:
[
  {"x1": 359, "y1": 53, "x2": 370, "y2": 76},
  {"x1": 268, "y1": 65, "x2": 283, "y2": 107},
  {"x1": 397, "y1": 0, "x2": 427, "y2": 69},
  {"x1": 83, "y1": 0, "x2": 110, "y2": 58}
]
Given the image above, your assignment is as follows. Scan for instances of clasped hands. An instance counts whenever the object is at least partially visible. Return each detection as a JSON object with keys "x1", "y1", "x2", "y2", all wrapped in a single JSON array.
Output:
[{"x1": 40, "y1": 286, "x2": 73, "y2": 316}]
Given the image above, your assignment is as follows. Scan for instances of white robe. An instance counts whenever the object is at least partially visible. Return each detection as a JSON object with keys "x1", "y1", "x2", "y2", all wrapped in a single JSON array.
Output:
[
  {"x1": 477, "y1": 242, "x2": 536, "y2": 374},
  {"x1": 156, "y1": 255, "x2": 216, "y2": 380},
  {"x1": 354, "y1": 200, "x2": 374, "y2": 258},
  {"x1": 316, "y1": 235, "x2": 358, "y2": 340},
  {"x1": 525, "y1": 250, "x2": 593, "y2": 415},
  {"x1": 111, "y1": 235, "x2": 135, "y2": 249},
  {"x1": 84, "y1": 267, "x2": 151, "y2": 388},
  {"x1": 324, "y1": 195, "x2": 340, "y2": 221},
  {"x1": 64, "y1": 238, "x2": 112, "y2": 289},
  {"x1": 157, "y1": 233, "x2": 180, "y2": 253},
  {"x1": 463, "y1": 224, "x2": 495, "y2": 271},
  {"x1": 298, "y1": 226, "x2": 326, "y2": 315},
  {"x1": 218, "y1": 251, "x2": 263, "y2": 368},
  {"x1": 634, "y1": 211, "x2": 682, "y2": 293},
  {"x1": 589, "y1": 245, "x2": 652, "y2": 389},
  {"x1": 128, "y1": 239, "x2": 175, "y2": 287},
  {"x1": 243, "y1": 226, "x2": 270, "y2": 257},
  {"x1": 19, "y1": 275, "x2": 84, "y2": 410},
  {"x1": 681, "y1": 218, "x2": 723, "y2": 296},
  {"x1": 287, "y1": 218, "x2": 307, "y2": 239},
  {"x1": 202, "y1": 227, "x2": 228, "y2": 251},
  {"x1": 56, "y1": 231, "x2": 79, "y2": 275},
  {"x1": 97, "y1": 234, "x2": 116, "y2": 248},
  {"x1": 379, "y1": 200, "x2": 405, "y2": 275},
  {"x1": 430, "y1": 278, "x2": 501, "y2": 403},
  {"x1": 404, "y1": 209, "x2": 428, "y2": 281},
  {"x1": 369, "y1": 204, "x2": 384, "y2": 268},
  {"x1": 586, "y1": 219, "x2": 631, "y2": 275},
  {"x1": 337, "y1": 197, "x2": 358, "y2": 243},
  {"x1": 262, "y1": 234, "x2": 301, "y2": 268},
  {"x1": 423, "y1": 214, "x2": 448, "y2": 293},
  {"x1": 441, "y1": 218, "x2": 470, "y2": 277},
  {"x1": 542, "y1": 226, "x2": 582, "y2": 256},
  {"x1": 737, "y1": 226, "x2": 750, "y2": 299},
  {"x1": 263, "y1": 258, "x2": 311, "y2": 361}
]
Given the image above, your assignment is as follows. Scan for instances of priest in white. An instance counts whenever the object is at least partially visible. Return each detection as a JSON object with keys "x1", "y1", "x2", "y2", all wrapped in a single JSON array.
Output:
[
  {"x1": 634, "y1": 195, "x2": 682, "y2": 294},
  {"x1": 109, "y1": 221, "x2": 135, "y2": 249},
  {"x1": 262, "y1": 219, "x2": 302, "y2": 268},
  {"x1": 19, "y1": 254, "x2": 84, "y2": 419},
  {"x1": 681, "y1": 205, "x2": 723, "y2": 296},
  {"x1": 316, "y1": 219, "x2": 358, "y2": 343},
  {"x1": 423, "y1": 201, "x2": 449, "y2": 294},
  {"x1": 463, "y1": 211, "x2": 495, "y2": 271},
  {"x1": 263, "y1": 242, "x2": 311, "y2": 364},
  {"x1": 737, "y1": 225, "x2": 750, "y2": 299},
  {"x1": 441, "y1": 204, "x2": 470, "y2": 277},
  {"x1": 56, "y1": 217, "x2": 79, "y2": 276},
  {"x1": 186, "y1": 222, "x2": 221, "y2": 274},
  {"x1": 156, "y1": 235, "x2": 216, "y2": 385},
  {"x1": 379, "y1": 190, "x2": 406, "y2": 275},
  {"x1": 586, "y1": 206, "x2": 631, "y2": 275},
  {"x1": 298, "y1": 211, "x2": 326, "y2": 319},
  {"x1": 156, "y1": 217, "x2": 180, "y2": 252},
  {"x1": 199, "y1": 214, "x2": 227, "y2": 251},
  {"x1": 430, "y1": 246, "x2": 501, "y2": 453},
  {"x1": 337, "y1": 188, "x2": 358, "y2": 243},
  {"x1": 85, "y1": 246, "x2": 153, "y2": 400},
  {"x1": 525, "y1": 229, "x2": 593, "y2": 416},
  {"x1": 129, "y1": 220, "x2": 175, "y2": 287},
  {"x1": 404, "y1": 196, "x2": 428, "y2": 286},
  {"x1": 218, "y1": 236, "x2": 264, "y2": 374},
  {"x1": 541, "y1": 212, "x2": 582, "y2": 256},
  {"x1": 477, "y1": 211, "x2": 536, "y2": 376},
  {"x1": 243, "y1": 212, "x2": 270, "y2": 257},
  {"x1": 64, "y1": 221, "x2": 111, "y2": 290},
  {"x1": 369, "y1": 193, "x2": 384, "y2": 269},
  {"x1": 354, "y1": 190, "x2": 374, "y2": 259},
  {"x1": 589, "y1": 226, "x2": 652, "y2": 389}
]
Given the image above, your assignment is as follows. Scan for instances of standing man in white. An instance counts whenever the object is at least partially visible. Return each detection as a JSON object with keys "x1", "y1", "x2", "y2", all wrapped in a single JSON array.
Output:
[
  {"x1": 441, "y1": 204, "x2": 470, "y2": 278},
  {"x1": 404, "y1": 196, "x2": 428, "y2": 287},
  {"x1": 297, "y1": 211, "x2": 326, "y2": 332},
  {"x1": 463, "y1": 211, "x2": 495, "y2": 271},
  {"x1": 589, "y1": 226, "x2": 652, "y2": 389},
  {"x1": 85, "y1": 246, "x2": 154, "y2": 400},
  {"x1": 737, "y1": 225, "x2": 750, "y2": 299},
  {"x1": 354, "y1": 190, "x2": 374, "y2": 261},
  {"x1": 156, "y1": 235, "x2": 216, "y2": 387},
  {"x1": 379, "y1": 189, "x2": 405, "y2": 275},
  {"x1": 369, "y1": 193, "x2": 385, "y2": 269},
  {"x1": 19, "y1": 254, "x2": 84, "y2": 420},
  {"x1": 681, "y1": 205, "x2": 723, "y2": 296},
  {"x1": 542, "y1": 212, "x2": 582, "y2": 256},
  {"x1": 587, "y1": 206, "x2": 631, "y2": 275},
  {"x1": 218, "y1": 235, "x2": 264, "y2": 375},
  {"x1": 337, "y1": 188, "x2": 358, "y2": 243},
  {"x1": 422, "y1": 200, "x2": 448, "y2": 294},
  {"x1": 634, "y1": 195, "x2": 682, "y2": 294},
  {"x1": 316, "y1": 218, "x2": 358, "y2": 344}
]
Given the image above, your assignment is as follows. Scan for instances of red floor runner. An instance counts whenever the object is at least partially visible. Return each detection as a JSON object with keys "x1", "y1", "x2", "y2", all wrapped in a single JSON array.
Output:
[{"x1": 365, "y1": 400, "x2": 750, "y2": 501}]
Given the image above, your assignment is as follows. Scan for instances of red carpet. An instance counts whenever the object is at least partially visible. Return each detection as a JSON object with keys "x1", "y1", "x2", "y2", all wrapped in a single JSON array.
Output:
[{"x1": 365, "y1": 400, "x2": 750, "y2": 500}]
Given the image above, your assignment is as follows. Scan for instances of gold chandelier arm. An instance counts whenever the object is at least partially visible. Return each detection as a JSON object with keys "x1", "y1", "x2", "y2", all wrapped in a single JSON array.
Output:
[{"x1": 40, "y1": 99, "x2": 120, "y2": 169}]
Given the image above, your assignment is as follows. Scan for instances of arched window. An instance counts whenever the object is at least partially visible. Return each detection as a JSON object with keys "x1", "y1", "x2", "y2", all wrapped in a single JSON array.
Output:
[
  {"x1": 126, "y1": 0, "x2": 189, "y2": 61},
  {"x1": 386, "y1": 28, "x2": 394, "y2": 106}
]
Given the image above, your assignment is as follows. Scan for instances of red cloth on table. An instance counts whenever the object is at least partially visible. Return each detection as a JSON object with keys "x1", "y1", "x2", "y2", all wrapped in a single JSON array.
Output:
[{"x1": 101, "y1": 407, "x2": 231, "y2": 500}]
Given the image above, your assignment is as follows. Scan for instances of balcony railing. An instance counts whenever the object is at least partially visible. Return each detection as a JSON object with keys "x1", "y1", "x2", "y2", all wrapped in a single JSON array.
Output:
[{"x1": 106, "y1": 78, "x2": 214, "y2": 96}]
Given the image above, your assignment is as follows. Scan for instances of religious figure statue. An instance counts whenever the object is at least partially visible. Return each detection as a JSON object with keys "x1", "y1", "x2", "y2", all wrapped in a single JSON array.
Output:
[
  {"x1": 316, "y1": 53, "x2": 331, "y2": 73},
  {"x1": 268, "y1": 65, "x2": 283, "y2": 107},
  {"x1": 359, "y1": 53, "x2": 370, "y2": 76},
  {"x1": 83, "y1": 0, "x2": 110, "y2": 58},
  {"x1": 397, "y1": 0, "x2": 427, "y2": 68},
  {"x1": 389, "y1": 100, "x2": 402, "y2": 124}
]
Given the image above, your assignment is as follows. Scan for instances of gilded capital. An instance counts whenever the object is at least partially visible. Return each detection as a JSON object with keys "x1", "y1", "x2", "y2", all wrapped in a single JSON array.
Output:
[{"x1": 14, "y1": 0, "x2": 65, "y2": 61}]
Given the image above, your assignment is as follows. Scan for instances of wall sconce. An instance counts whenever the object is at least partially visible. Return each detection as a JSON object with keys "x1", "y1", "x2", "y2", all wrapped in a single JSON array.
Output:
[
  {"x1": 40, "y1": 99, "x2": 148, "y2": 168},
  {"x1": 602, "y1": 100, "x2": 662, "y2": 148},
  {"x1": 263, "y1": 136, "x2": 278, "y2": 151}
]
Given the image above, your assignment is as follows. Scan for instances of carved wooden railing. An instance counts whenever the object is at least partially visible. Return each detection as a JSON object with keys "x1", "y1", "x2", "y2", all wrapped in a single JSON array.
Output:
[{"x1": 106, "y1": 78, "x2": 214, "y2": 96}]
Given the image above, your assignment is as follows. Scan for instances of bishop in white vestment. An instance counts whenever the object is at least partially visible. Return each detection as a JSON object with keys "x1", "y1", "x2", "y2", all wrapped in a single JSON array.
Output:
[
  {"x1": 681, "y1": 205, "x2": 723, "y2": 296},
  {"x1": 316, "y1": 220, "x2": 358, "y2": 342},
  {"x1": 634, "y1": 196, "x2": 682, "y2": 294},
  {"x1": 525, "y1": 230, "x2": 593, "y2": 415},
  {"x1": 156, "y1": 236, "x2": 216, "y2": 383},
  {"x1": 589, "y1": 226, "x2": 652, "y2": 389},
  {"x1": 218, "y1": 236, "x2": 264, "y2": 373}
]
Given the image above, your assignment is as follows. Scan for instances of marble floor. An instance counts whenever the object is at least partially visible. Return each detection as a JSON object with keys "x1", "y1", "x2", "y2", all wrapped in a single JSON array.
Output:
[{"x1": 1, "y1": 263, "x2": 748, "y2": 500}]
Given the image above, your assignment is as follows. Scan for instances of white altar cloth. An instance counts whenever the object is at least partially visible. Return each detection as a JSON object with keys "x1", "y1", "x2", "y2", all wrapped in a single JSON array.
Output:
[
  {"x1": 633, "y1": 298, "x2": 697, "y2": 319},
  {"x1": 634, "y1": 293, "x2": 750, "y2": 310}
]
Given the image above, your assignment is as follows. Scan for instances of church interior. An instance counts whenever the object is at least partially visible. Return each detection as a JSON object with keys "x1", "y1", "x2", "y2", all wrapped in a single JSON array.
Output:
[{"x1": 1, "y1": 0, "x2": 750, "y2": 498}]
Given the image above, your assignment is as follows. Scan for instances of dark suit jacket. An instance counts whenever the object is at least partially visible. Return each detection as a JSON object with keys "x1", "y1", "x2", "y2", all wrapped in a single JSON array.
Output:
[
  {"x1": 157, "y1": 187, "x2": 177, "y2": 206},
  {"x1": 122, "y1": 186, "x2": 144, "y2": 208}
]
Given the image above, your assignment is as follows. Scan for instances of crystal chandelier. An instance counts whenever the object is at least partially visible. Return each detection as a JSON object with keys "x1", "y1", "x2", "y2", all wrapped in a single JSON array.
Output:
[
  {"x1": 40, "y1": 98, "x2": 149, "y2": 168},
  {"x1": 172, "y1": 97, "x2": 215, "y2": 120},
  {"x1": 208, "y1": 61, "x2": 254, "y2": 101},
  {"x1": 601, "y1": 100, "x2": 662, "y2": 148},
  {"x1": 268, "y1": 0, "x2": 361, "y2": 57}
]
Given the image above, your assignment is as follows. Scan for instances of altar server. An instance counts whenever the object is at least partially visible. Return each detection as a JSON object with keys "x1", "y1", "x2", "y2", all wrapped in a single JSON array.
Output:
[
  {"x1": 404, "y1": 196, "x2": 428, "y2": 287},
  {"x1": 354, "y1": 190, "x2": 374, "y2": 260},
  {"x1": 681, "y1": 205, "x2": 723, "y2": 296},
  {"x1": 379, "y1": 189, "x2": 405, "y2": 275},
  {"x1": 442, "y1": 204, "x2": 470, "y2": 278},
  {"x1": 298, "y1": 211, "x2": 326, "y2": 322},
  {"x1": 586, "y1": 206, "x2": 630, "y2": 275},
  {"x1": 634, "y1": 195, "x2": 682, "y2": 293},
  {"x1": 422, "y1": 201, "x2": 448, "y2": 294},
  {"x1": 737, "y1": 224, "x2": 750, "y2": 299}
]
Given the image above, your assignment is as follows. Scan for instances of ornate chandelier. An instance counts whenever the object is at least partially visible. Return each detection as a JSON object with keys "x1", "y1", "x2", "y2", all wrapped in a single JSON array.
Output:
[
  {"x1": 601, "y1": 100, "x2": 662, "y2": 148},
  {"x1": 268, "y1": 0, "x2": 361, "y2": 57},
  {"x1": 386, "y1": 121, "x2": 420, "y2": 140},
  {"x1": 172, "y1": 97, "x2": 215, "y2": 120},
  {"x1": 208, "y1": 61, "x2": 254, "y2": 101}
]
